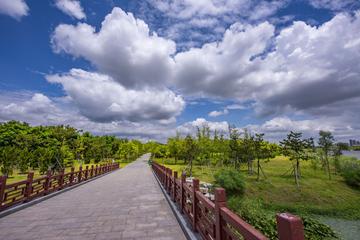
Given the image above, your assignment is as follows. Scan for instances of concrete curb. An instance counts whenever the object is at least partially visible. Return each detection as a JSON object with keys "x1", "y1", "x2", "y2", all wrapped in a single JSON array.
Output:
[
  {"x1": 152, "y1": 168, "x2": 201, "y2": 240},
  {"x1": 0, "y1": 169, "x2": 120, "y2": 219}
]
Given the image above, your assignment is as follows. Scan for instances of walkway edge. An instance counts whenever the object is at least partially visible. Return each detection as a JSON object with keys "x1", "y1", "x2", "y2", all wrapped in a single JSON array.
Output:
[
  {"x1": 0, "y1": 169, "x2": 120, "y2": 219},
  {"x1": 152, "y1": 168, "x2": 201, "y2": 240}
]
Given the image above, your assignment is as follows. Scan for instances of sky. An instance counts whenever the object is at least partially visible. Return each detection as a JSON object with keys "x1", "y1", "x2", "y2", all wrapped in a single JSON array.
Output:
[{"x1": 0, "y1": 0, "x2": 360, "y2": 142}]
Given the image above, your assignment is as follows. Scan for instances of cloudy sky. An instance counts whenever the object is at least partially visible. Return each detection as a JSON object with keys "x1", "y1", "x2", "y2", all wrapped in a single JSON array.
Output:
[{"x1": 0, "y1": 0, "x2": 360, "y2": 142}]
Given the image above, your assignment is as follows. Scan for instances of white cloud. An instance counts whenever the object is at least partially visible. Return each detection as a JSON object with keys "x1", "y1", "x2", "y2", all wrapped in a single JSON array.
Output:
[
  {"x1": 308, "y1": 0, "x2": 359, "y2": 11},
  {"x1": 177, "y1": 118, "x2": 229, "y2": 136},
  {"x1": 148, "y1": 0, "x2": 288, "y2": 21},
  {"x1": 0, "y1": 0, "x2": 29, "y2": 20},
  {"x1": 175, "y1": 11, "x2": 360, "y2": 120},
  {"x1": 46, "y1": 69, "x2": 185, "y2": 123},
  {"x1": 139, "y1": 0, "x2": 288, "y2": 49},
  {"x1": 51, "y1": 7, "x2": 176, "y2": 88},
  {"x1": 55, "y1": 0, "x2": 86, "y2": 20},
  {"x1": 0, "y1": 91, "x2": 179, "y2": 142},
  {"x1": 174, "y1": 21, "x2": 275, "y2": 98},
  {"x1": 208, "y1": 109, "x2": 229, "y2": 117}
]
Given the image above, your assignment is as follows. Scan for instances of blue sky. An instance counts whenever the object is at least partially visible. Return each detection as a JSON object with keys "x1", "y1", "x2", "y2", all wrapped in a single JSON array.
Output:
[{"x1": 0, "y1": 0, "x2": 360, "y2": 142}]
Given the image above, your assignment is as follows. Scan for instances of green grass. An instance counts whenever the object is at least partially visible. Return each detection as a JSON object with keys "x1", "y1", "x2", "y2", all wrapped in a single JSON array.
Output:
[{"x1": 158, "y1": 156, "x2": 360, "y2": 220}]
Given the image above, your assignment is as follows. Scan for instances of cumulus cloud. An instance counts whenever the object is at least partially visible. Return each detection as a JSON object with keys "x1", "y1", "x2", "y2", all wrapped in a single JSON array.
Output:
[
  {"x1": 308, "y1": 0, "x2": 360, "y2": 11},
  {"x1": 177, "y1": 118, "x2": 229, "y2": 136},
  {"x1": 174, "y1": 21, "x2": 275, "y2": 98},
  {"x1": 0, "y1": 0, "x2": 29, "y2": 20},
  {"x1": 55, "y1": 0, "x2": 86, "y2": 20},
  {"x1": 0, "y1": 91, "x2": 179, "y2": 142},
  {"x1": 209, "y1": 109, "x2": 229, "y2": 117},
  {"x1": 147, "y1": 0, "x2": 288, "y2": 21},
  {"x1": 51, "y1": 7, "x2": 176, "y2": 88},
  {"x1": 47, "y1": 7, "x2": 360, "y2": 140},
  {"x1": 138, "y1": 0, "x2": 288, "y2": 49},
  {"x1": 175, "y1": 11, "x2": 360, "y2": 120},
  {"x1": 208, "y1": 104, "x2": 247, "y2": 117},
  {"x1": 46, "y1": 69, "x2": 185, "y2": 123}
]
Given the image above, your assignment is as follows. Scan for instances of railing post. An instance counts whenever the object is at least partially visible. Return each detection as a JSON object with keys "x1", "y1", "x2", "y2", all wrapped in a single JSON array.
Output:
[
  {"x1": 85, "y1": 166, "x2": 89, "y2": 180},
  {"x1": 78, "y1": 166, "x2": 82, "y2": 183},
  {"x1": 165, "y1": 168, "x2": 168, "y2": 190},
  {"x1": 59, "y1": 169, "x2": 64, "y2": 189},
  {"x1": 192, "y1": 178, "x2": 199, "y2": 232},
  {"x1": 0, "y1": 176, "x2": 7, "y2": 208},
  {"x1": 168, "y1": 169, "x2": 173, "y2": 194},
  {"x1": 180, "y1": 172, "x2": 186, "y2": 214},
  {"x1": 173, "y1": 171, "x2": 178, "y2": 202},
  {"x1": 69, "y1": 167, "x2": 74, "y2": 184},
  {"x1": 215, "y1": 188, "x2": 227, "y2": 240},
  {"x1": 91, "y1": 165, "x2": 94, "y2": 178},
  {"x1": 95, "y1": 165, "x2": 98, "y2": 175},
  {"x1": 44, "y1": 170, "x2": 51, "y2": 194},
  {"x1": 24, "y1": 172, "x2": 34, "y2": 202},
  {"x1": 276, "y1": 213, "x2": 305, "y2": 240}
]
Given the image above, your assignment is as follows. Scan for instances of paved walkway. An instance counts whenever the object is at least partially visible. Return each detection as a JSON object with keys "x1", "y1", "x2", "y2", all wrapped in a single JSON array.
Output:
[{"x1": 0, "y1": 154, "x2": 186, "y2": 240}]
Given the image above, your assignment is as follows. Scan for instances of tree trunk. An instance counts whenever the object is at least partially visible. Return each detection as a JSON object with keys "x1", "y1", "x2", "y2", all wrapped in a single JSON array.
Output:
[{"x1": 326, "y1": 155, "x2": 331, "y2": 180}]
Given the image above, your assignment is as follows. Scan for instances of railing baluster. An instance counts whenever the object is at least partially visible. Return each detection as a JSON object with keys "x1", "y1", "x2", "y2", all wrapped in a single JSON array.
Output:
[
  {"x1": 215, "y1": 188, "x2": 227, "y2": 240},
  {"x1": 181, "y1": 172, "x2": 186, "y2": 214},
  {"x1": 0, "y1": 175, "x2": 7, "y2": 209},
  {"x1": 78, "y1": 166, "x2": 83, "y2": 183},
  {"x1": 172, "y1": 171, "x2": 177, "y2": 202},
  {"x1": 192, "y1": 178, "x2": 199, "y2": 232},
  {"x1": 24, "y1": 172, "x2": 34, "y2": 202}
]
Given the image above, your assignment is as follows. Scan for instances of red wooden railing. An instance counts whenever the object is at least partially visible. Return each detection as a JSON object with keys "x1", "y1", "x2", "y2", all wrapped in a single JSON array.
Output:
[
  {"x1": 0, "y1": 163, "x2": 120, "y2": 212},
  {"x1": 152, "y1": 162, "x2": 305, "y2": 240}
]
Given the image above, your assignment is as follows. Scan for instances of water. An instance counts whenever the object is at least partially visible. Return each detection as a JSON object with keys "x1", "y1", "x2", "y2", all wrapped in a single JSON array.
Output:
[{"x1": 342, "y1": 150, "x2": 360, "y2": 159}]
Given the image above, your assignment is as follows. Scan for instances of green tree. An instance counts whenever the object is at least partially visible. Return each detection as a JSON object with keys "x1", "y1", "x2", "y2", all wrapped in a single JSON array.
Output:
[
  {"x1": 318, "y1": 131, "x2": 334, "y2": 180},
  {"x1": 184, "y1": 135, "x2": 199, "y2": 176},
  {"x1": 280, "y1": 131, "x2": 313, "y2": 186}
]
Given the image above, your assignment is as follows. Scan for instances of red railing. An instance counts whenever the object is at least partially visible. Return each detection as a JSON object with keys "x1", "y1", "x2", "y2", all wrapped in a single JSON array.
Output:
[
  {"x1": 152, "y1": 162, "x2": 305, "y2": 240},
  {"x1": 0, "y1": 163, "x2": 120, "y2": 212}
]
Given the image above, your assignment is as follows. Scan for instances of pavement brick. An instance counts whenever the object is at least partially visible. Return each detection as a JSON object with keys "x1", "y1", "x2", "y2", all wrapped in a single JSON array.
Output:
[{"x1": 0, "y1": 154, "x2": 186, "y2": 239}]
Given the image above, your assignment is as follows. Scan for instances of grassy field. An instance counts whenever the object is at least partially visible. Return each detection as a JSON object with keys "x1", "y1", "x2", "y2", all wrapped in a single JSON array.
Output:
[
  {"x1": 158, "y1": 156, "x2": 360, "y2": 220},
  {"x1": 5, "y1": 161, "x2": 130, "y2": 184}
]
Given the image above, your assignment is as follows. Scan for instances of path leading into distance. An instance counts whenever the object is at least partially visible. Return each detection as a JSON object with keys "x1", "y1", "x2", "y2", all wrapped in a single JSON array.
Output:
[{"x1": 0, "y1": 154, "x2": 186, "y2": 240}]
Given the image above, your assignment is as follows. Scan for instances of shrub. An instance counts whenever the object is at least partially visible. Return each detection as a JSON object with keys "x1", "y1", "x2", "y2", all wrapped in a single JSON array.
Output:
[
  {"x1": 228, "y1": 198, "x2": 338, "y2": 240},
  {"x1": 341, "y1": 160, "x2": 360, "y2": 188},
  {"x1": 214, "y1": 168, "x2": 245, "y2": 196}
]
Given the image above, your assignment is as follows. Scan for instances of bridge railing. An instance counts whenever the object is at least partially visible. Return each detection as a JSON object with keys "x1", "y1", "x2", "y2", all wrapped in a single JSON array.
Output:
[
  {"x1": 0, "y1": 163, "x2": 120, "y2": 212},
  {"x1": 152, "y1": 162, "x2": 305, "y2": 240}
]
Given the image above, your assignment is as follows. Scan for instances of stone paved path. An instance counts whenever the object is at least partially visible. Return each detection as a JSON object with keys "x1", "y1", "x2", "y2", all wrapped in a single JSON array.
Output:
[{"x1": 0, "y1": 154, "x2": 186, "y2": 240}]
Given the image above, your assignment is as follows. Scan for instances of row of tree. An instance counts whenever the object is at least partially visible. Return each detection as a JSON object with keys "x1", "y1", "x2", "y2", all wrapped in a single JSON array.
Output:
[
  {"x1": 0, "y1": 121, "x2": 146, "y2": 176},
  {"x1": 150, "y1": 125, "x2": 346, "y2": 186}
]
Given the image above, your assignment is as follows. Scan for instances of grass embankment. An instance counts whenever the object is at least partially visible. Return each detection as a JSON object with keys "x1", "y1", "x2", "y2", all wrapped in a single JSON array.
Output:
[
  {"x1": 5, "y1": 161, "x2": 130, "y2": 184},
  {"x1": 158, "y1": 156, "x2": 360, "y2": 220}
]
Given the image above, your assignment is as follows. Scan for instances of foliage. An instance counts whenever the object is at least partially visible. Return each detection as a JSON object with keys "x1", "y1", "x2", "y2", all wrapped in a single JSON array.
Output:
[
  {"x1": 214, "y1": 168, "x2": 245, "y2": 196},
  {"x1": 280, "y1": 131, "x2": 314, "y2": 186},
  {"x1": 340, "y1": 159, "x2": 360, "y2": 188},
  {"x1": 318, "y1": 130, "x2": 335, "y2": 180},
  {"x1": 0, "y1": 121, "x2": 145, "y2": 176},
  {"x1": 228, "y1": 197, "x2": 338, "y2": 240}
]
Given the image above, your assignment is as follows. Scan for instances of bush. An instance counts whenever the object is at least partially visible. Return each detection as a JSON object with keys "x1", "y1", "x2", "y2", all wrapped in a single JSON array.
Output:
[
  {"x1": 214, "y1": 168, "x2": 245, "y2": 196},
  {"x1": 341, "y1": 160, "x2": 360, "y2": 188},
  {"x1": 228, "y1": 197, "x2": 338, "y2": 240}
]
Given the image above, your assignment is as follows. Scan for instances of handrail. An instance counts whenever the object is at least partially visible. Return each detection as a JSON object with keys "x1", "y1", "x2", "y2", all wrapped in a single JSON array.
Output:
[
  {"x1": 151, "y1": 161, "x2": 305, "y2": 240},
  {"x1": 0, "y1": 163, "x2": 120, "y2": 212}
]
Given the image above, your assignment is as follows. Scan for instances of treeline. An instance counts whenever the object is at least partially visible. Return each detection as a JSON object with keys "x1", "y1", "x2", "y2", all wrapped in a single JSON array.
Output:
[
  {"x1": 150, "y1": 125, "x2": 355, "y2": 187},
  {"x1": 0, "y1": 121, "x2": 146, "y2": 176}
]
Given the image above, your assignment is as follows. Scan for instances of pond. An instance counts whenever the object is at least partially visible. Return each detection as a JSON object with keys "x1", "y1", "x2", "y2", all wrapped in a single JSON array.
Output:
[{"x1": 342, "y1": 150, "x2": 360, "y2": 159}]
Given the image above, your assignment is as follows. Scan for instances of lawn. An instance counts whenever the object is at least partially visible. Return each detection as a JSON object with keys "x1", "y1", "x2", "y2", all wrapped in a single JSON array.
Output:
[{"x1": 158, "y1": 156, "x2": 360, "y2": 220}]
